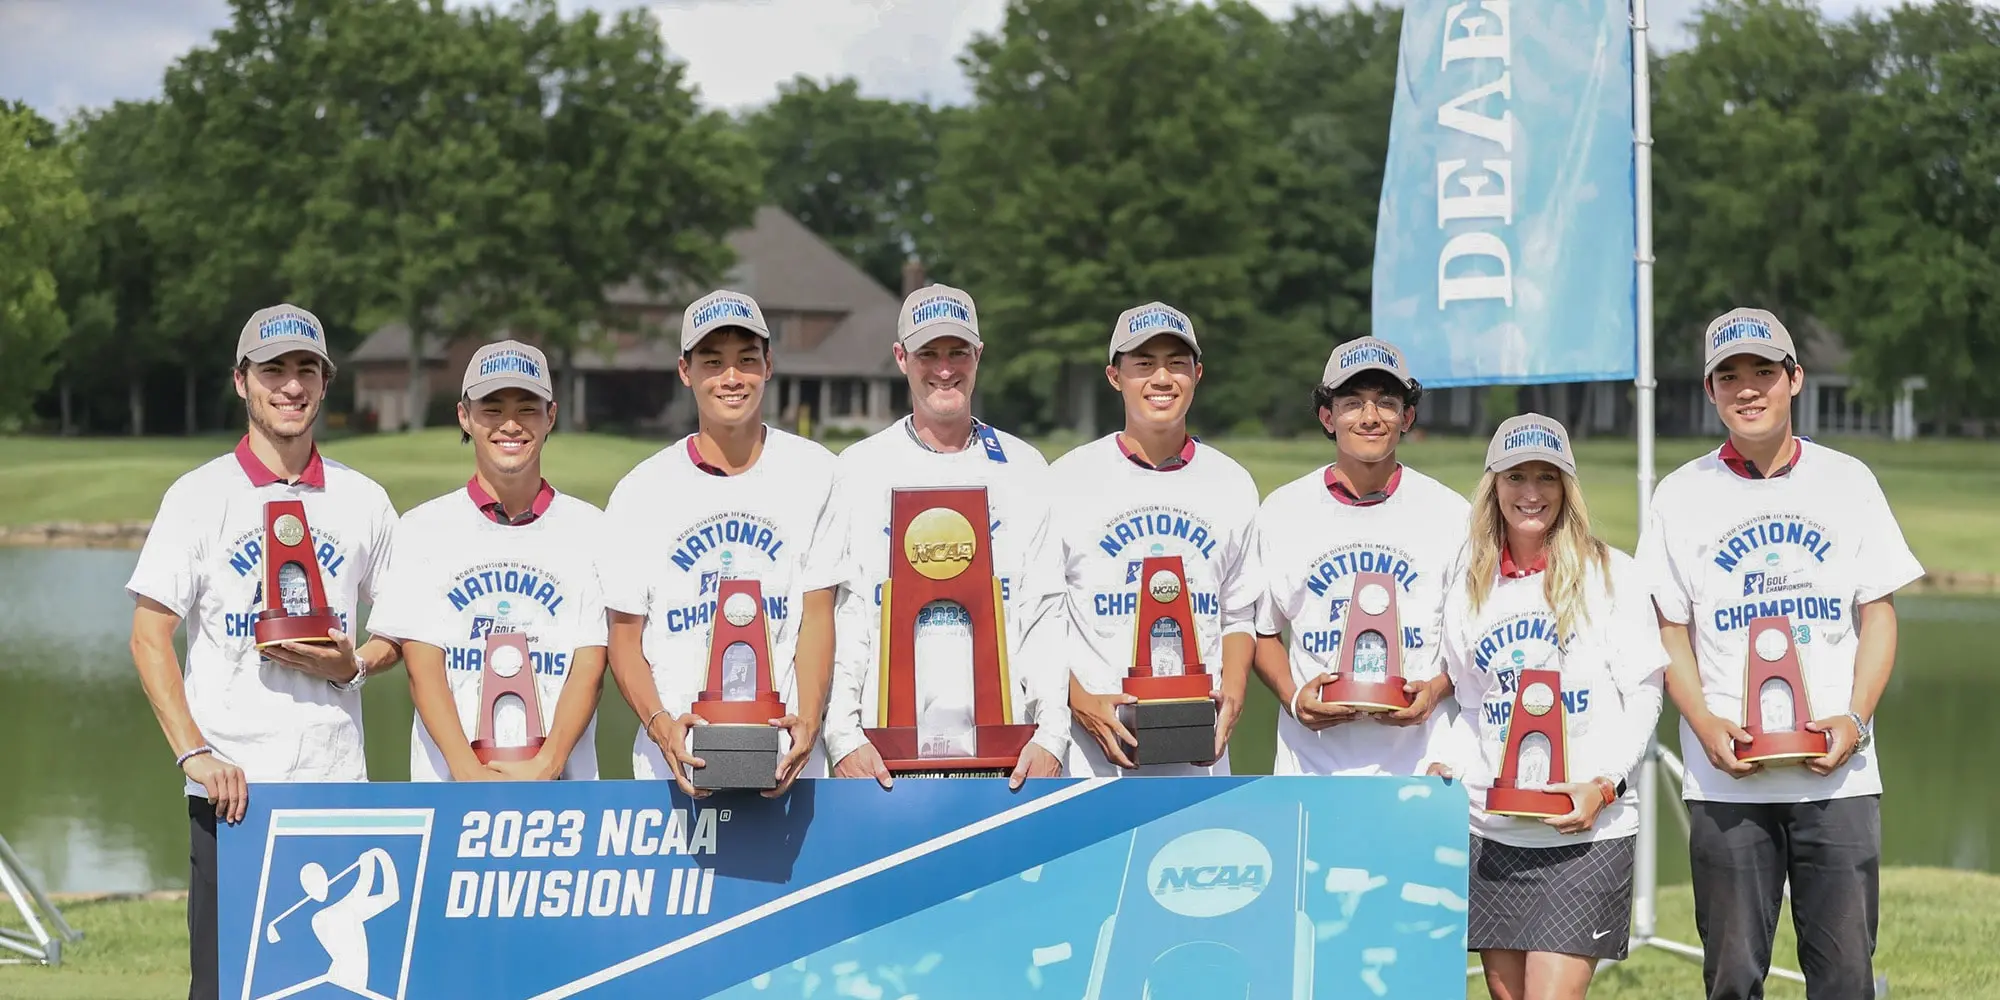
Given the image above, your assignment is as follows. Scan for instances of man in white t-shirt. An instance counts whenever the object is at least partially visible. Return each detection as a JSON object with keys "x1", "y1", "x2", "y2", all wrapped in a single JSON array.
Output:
[
  {"x1": 822, "y1": 283, "x2": 1069, "y2": 790},
  {"x1": 1049, "y1": 302, "x2": 1260, "y2": 776},
  {"x1": 1637, "y1": 307, "x2": 1923, "y2": 1000},
  {"x1": 601, "y1": 290, "x2": 846, "y2": 799},
  {"x1": 1249, "y1": 337, "x2": 1468, "y2": 776},
  {"x1": 125, "y1": 305, "x2": 403, "y2": 1000},
  {"x1": 365, "y1": 341, "x2": 608, "y2": 784}
]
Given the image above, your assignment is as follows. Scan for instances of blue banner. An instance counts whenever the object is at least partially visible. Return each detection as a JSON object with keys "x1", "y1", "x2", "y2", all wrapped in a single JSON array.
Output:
[
  {"x1": 218, "y1": 776, "x2": 1471, "y2": 999},
  {"x1": 1369, "y1": 0, "x2": 1636, "y2": 386}
]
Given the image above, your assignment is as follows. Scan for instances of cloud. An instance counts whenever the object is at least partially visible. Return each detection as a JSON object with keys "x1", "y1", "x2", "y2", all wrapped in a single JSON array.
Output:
[{"x1": 0, "y1": 0, "x2": 1915, "y2": 123}]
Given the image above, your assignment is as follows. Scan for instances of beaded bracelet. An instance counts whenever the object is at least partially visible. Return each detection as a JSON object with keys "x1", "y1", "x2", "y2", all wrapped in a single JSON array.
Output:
[{"x1": 177, "y1": 745, "x2": 215, "y2": 768}]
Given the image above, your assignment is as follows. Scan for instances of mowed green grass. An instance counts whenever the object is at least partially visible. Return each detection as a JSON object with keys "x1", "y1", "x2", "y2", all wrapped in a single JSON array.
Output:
[
  {"x1": 4, "y1": 429, "x2": 1998, "y2": 576},
  {"x1": 4, "y1": 867, "x2": 1996, "y2": 1000}
]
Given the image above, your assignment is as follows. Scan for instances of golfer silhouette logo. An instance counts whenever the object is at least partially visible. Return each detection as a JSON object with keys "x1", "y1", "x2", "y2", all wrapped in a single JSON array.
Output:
[
  {"x1": 243, "y1": 808, "x2": 432, "y2": 1000},
  {"x1": 262, "y1": 849, "x2": 400, "y2": 994}
]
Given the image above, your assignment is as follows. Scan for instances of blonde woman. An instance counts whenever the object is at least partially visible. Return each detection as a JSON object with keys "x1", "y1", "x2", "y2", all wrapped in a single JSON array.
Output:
[{"x1": 1427, "y1": 414, "x2": 1668, "y2": 1000}]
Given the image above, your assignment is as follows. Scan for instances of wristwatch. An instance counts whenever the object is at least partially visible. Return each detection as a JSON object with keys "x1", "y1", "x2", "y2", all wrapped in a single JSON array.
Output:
[
  {"x1": 330, "y1": 653, "x2": 369, "y2": 693},
  {"x1": 1847, "y1": 711, "x2": 1872, "y2": 752}
]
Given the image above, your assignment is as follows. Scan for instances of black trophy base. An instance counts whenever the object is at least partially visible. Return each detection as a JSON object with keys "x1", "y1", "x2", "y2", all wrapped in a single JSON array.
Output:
[
  {"x1": 1120, "y1": 698, "x2": 1218, "y2": 767},
  {"x1": 686, "y1": 724, "x2": 781, "y2": 791}
]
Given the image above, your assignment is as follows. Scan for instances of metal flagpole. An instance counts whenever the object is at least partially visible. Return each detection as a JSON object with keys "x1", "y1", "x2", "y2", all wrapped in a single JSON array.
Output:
[{"x1": 1617, "y1": 1, "x2": 1811, "y2": 989}]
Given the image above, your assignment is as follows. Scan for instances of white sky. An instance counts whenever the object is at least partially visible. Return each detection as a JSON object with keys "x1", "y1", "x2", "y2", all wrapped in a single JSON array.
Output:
[{"x1": 0, "y1": 0, "x2": 1910, "y2": 123}]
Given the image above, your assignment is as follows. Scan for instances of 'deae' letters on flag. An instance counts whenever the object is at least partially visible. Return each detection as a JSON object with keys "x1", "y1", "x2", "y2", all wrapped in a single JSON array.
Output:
[
  {"x1": 218, "y1": 776, "x2": 1471, "y2": 999},
  {"x1": 1370, "y1": 0, "x2": 1637, "y2": 386}
]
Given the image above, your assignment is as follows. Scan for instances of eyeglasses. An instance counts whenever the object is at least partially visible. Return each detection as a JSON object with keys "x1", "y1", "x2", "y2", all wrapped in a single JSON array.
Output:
[{"x1": 1333, "y1": 396, "x2": 1406, "y2": 417}]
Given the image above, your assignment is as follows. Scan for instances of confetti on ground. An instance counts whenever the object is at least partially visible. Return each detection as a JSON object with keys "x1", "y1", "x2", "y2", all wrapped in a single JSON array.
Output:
[
  {"x1": 1027, "y1": 966, "x2": 1044, "y2": 990},
  {"x1": 1019, "y1": 865, "x2": 1043, "y2": 883},
  {"x1": 1435, "y1": 846, "x2": 1468, "y2": 867},
  {"x1": 913, "y1": 954, "x2": 943, "y2": 975},
  {"x1": 1304, "y1": 857, "x2": 1322, "y2": 874},
  {"x1": 1430, "y1": 924, "x2": 1460, "y2": 939},
  {"x1": 836, "y1": 973, "x2": 883, "y2": 1000},
  {"x1": 1362, "y1": 947, "x2": 1397, "y2": 965},
  {"x1": 751, "y1": 972, "x2": 771, "y2": 990},
  {"x1": 1398, "y1": 785, "x2": 1433, "y2": 801},
  {"x1": 1362, "y1": 968, "x2": 1390, "y2": 996},
  {"x1": 832, "y1": 962, "x2": 861, "y2": 978}
]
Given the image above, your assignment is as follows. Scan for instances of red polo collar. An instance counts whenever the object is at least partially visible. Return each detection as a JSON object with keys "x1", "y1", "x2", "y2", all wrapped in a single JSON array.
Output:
[
  {"x1": 687, "y1": 435, "x2": 729, "y2": 477},
  {"x1": 1500, "y1": 546, "x2": 1547, "y2": 578},
  {"x1": 1116, "y1": 434, "x2": 1197, "y2": 472},
  {"x1": 1324, "y1": 464, "x2": 1402, "y2": 506},
  {"x1": 1720, "y1": 437, "x2": 1802, "y2": 480},
  {"x1": 234, "y1": 435, "x2": 325, "y2": 489},
  {"x1": 467, "y1": 476, "x2": 556, "y2": 526}
]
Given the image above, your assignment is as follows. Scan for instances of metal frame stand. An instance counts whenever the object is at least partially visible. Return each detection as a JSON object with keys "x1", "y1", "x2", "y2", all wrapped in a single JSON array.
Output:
[{"x1": 0, "y1": 834, "x2": 82, "y2": 966}]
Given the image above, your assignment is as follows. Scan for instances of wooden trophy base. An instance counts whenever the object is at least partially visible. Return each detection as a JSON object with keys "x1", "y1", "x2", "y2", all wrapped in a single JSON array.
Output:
[
  {"x1": 1322, "y1": 677, "x2": 1412, "y2": 713},
  {"x1": 1739, "y1": 729, "x2": 1828, "y2": 765},
  {"x1": 253, "y1": 611, "x2": 341, "y2": 649},
  {"x1": 471, "y1": 739, "x2": 544, "y2": 765},
  {"x1": 687, "y1": 724, "x2": 782, "y2": 791},
  {"x1": 865, "y1": 723, "x2": 1037, "y2": 778},
  {"x1": 1486, "y1": 785, "x2": 1574, "y2": 819},
  {"x1": 1119, "y1": 698, "x2": 1217, "y2": 766}
]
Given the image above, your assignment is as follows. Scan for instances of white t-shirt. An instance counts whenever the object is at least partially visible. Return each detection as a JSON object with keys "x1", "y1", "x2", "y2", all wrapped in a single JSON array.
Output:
[
  {"x1": 1434, "y1": 548, "x2": 1669, "y2": 847},
  {"x1": 364, "y1": 485, "x2": 608, "y2": 782},
  {"x1": 124, "y1": 442, "x2": 398, "y2": 797},
  {"x1": 1251, "y1": 464, "x2": 1470, "y2": 776},
  {"x1": 1048, "y1": 435, "x2": 1262, "y2": 776},
  {"x1": 822, "y1": 418, "x2": 1072, "y2": 768},
  {"x1": 600, "y1": 428, "x2": 848, "y2": 781},
  {"x1": 1636, "y1": 438, "x2": 1924, "y2": 803}
]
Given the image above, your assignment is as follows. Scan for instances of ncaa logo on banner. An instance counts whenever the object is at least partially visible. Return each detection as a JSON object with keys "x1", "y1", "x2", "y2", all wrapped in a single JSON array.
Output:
[
  {"x1": 1146, "y1": 827, "x2": 1272, "y2": 918},
  {"x1": 241, "y1": 809, "x2": 434, "y2": 1000}
]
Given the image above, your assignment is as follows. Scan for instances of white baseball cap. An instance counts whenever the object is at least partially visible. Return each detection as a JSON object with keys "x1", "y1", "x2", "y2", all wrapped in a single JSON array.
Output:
[
  {"x1": 1108, "y1": 302, "x2": 1200, "y2": 362},
  {"x1": 897, "y1": 284, "x2": 980, "y2": 351},
  {"x1": 236, "y1": 305, "x2": 331, "y2": 365},
  {"x1": 1485, "y1": 412, "x2": 1576, "y2": 476},
  {"x1": 681, "y1": 290, "x2": 770, "y2": 354}
]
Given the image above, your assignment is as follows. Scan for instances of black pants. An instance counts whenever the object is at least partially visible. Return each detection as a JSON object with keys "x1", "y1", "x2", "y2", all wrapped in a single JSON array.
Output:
[
  {"x1": 1688, "y1": 796, "x2": 1881, "y2": 1000},
  {"x1": 188, "y1": 796, "x2": 219, "y2": 1000}
]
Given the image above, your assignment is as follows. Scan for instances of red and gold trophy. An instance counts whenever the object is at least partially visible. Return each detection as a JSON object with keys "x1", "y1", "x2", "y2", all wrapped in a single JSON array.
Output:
[
  {"x1": 864, "y1": 486, "x2": 1036, "y2": 777},
  {"x1": 687, "y1": 579, "x2": 789, "y2": 790},
  {"x1": 1486, "y1": 668, "x2": 1573, "y2": 818},
  {"x1": 253, "y1": 500, "x2": 340, "y2": 649},
  {"x1": 1323, "y1": 570, "x2": 1414, "y2": 711},
  {"x1": 1118, "y1": 555, "x2": 1216, "y2": 765},
  {"x1": 469, "y1": 630, "x2": 546, "y2": 764},
  {"x1": 1738, "y1": 616, "x2": 1826, "y2": 764}
]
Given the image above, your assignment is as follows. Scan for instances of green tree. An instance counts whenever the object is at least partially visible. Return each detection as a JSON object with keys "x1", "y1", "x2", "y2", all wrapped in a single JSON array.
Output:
[
  {"x1": 931, "y1": 0, "x2": 1280, "y2": 435},
  {"x1": 744, "y1": 76, "x2": 950, "y2": 294},
  {"x1": 0, "y1": 102, "x2": 88, "y2": 427}
]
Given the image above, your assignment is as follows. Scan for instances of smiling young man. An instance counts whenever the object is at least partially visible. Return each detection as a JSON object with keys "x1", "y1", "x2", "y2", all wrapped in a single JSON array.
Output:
[
  {"x1": 1248, "y1": 336, "x2": 1467, "y2": 776},
  {"x1": 600, "y1": 290, "x2": 845, "y2": 800},
  {"x1": 1636, "y1": 307, "x2": 1923, "y2": 1000},
  {"x1": 1048, "y1": 302, "x2": 1260, "y2": 776},
  {"x1": 821, "y1": 282, "x2": 1070, "y2": 790},
  {"x1": 364, "y1": 341, "x2": 608, "y2": 785},
  {"x1": 125, "y1": 304, "x2": 403, "y2": 1000}
]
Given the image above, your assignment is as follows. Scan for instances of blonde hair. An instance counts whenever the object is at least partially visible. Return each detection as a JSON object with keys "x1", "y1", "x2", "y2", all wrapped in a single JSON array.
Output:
[{"x1": 1464, "y1": 466, "x2": 1612, "y2": 646}]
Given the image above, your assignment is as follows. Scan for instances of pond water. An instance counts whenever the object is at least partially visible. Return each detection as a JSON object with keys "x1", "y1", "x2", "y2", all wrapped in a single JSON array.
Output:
[{"x1": 1, "y1": 548, "x2": 1993, "y2": 893}]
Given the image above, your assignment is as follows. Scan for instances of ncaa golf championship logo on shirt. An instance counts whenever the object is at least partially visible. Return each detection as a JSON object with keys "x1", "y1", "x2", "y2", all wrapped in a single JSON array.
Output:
[
  {"x1": 666, "y1": 513, "x2": 790, "y2": 634},
  {"x1": 1094, "y1": 507, "x2": 1221, "y2": 622},
  {"x1": 223, "y1": 524, "x2": 352, "y2": 642},
  {"x1": 1471, "y1": 611, "x2": 1590, "y2": 733},
  {"x1": 1146, "y1": 827, "x2": 1272, "y2": 919},
  {"x1": 446, "y1": 561, "x2": 574, "y2": 677},
  {"x1": 243, "y1": 808, "x2": 433, "y2": 1000},
  {"x1": 1293, "y1": 542, "x2": 1425, "y2": 656},
  {"x1": 1709, "y1": 514, "x2": 1843, "y2": 637}
]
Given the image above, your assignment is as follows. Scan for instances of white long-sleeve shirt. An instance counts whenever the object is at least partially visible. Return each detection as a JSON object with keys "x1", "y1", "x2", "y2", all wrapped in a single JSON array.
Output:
[
  {"x1": 1047, "y1": 434, "x2": 1261, "y2": 776},
  {"x1": 823, "y1": 418, "x2": 1071, "y2": 768},
  {"x1": 1432, "y1": 547, "x2": 1669, "y2": 847}
]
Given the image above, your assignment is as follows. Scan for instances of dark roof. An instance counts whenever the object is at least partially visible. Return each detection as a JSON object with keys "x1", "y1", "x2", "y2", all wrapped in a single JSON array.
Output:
[{"x1": 348, "y1": 206, "x2": 902, "y2": 376}]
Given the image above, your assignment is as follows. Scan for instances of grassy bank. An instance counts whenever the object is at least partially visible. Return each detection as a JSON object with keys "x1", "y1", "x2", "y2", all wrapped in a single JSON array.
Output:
[
  {"x1": 5, "y1": 430, "x2": 1999, "y2": 576},
  {"x1": 4, "y1": 866, "x2": 1995, "y2": 999}
]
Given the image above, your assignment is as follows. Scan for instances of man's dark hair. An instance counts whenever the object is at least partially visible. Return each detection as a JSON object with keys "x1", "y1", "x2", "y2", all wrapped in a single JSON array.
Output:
[{"x1": 1311, "y1": 370, "x2": 1423, "y2": 442}]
